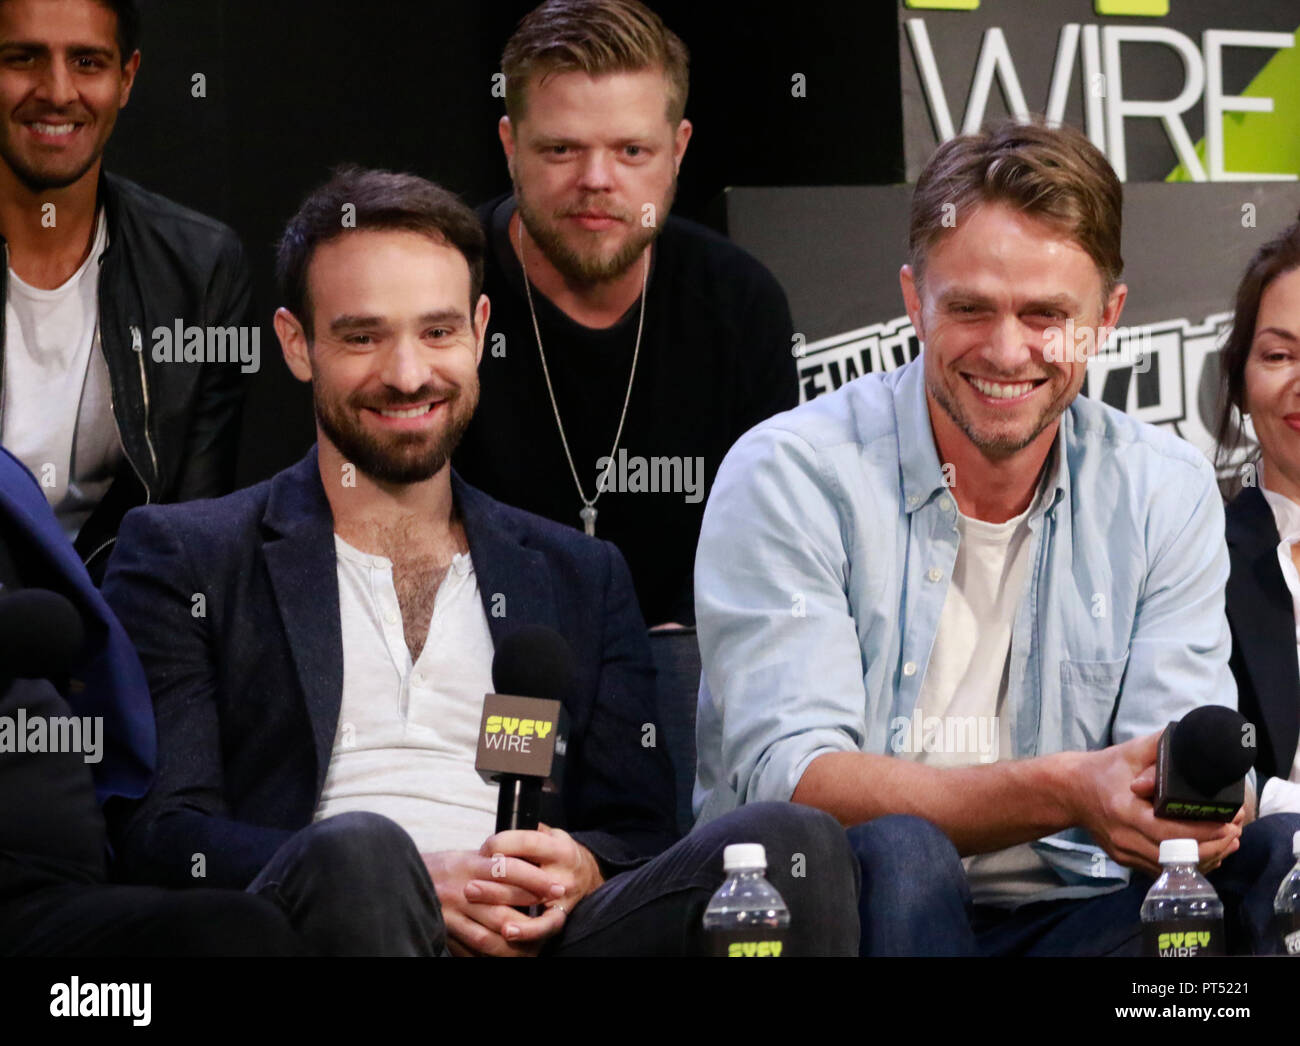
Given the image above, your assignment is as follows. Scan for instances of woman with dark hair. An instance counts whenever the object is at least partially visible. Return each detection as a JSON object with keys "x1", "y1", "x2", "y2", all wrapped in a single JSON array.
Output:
[{"x1": 1216, "y1": 213, "x2": 1300, "y2": 817}]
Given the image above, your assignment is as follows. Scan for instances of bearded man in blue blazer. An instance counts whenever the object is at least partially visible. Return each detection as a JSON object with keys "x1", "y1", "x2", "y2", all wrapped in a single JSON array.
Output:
[{"x1": 101, "y1": 166, "x2": 858, "y2": 957}]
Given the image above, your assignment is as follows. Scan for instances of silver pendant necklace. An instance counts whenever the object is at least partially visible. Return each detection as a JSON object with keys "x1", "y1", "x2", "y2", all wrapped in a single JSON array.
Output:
[{"x1": 518, "y1": 216, "x2": 648, "y2": 537}]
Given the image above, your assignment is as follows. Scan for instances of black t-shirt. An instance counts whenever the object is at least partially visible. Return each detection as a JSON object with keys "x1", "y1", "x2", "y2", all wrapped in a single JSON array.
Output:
[{"x1": 454, "y1": 196, "x2": 797, "y2": 626}]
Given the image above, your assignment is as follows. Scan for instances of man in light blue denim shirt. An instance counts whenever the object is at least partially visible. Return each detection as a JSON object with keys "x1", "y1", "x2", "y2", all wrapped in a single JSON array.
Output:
[{"x1": 694, "y1": 120, "x2": 1300, "y2": 956}]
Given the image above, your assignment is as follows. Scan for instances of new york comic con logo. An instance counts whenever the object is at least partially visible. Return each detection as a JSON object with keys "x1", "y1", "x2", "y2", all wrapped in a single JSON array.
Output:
[{"x1": 795, "y1": 311, "x2": 1242, "y2": 468}]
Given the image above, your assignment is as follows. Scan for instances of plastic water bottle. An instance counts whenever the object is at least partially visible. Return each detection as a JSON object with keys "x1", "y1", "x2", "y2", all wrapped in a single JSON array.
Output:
[
  {"x1": 1140, "y1": 838, "x2": 1225, "y2": 957},
  {"x1": 703, "y1": 843, "x2": 790, "y2": 957},
  {"x1": 1275, "y1": 830, "x2": 1300, "y2": 957}
]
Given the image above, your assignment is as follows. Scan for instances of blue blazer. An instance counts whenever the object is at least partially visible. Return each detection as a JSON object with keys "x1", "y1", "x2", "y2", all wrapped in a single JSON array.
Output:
[
  {"x1": 101, "y1": 446, "x2": 677, "y2": 888},
  {"x1": 0, "y1": 446, "x2": 154, "y2": 804},
  {"x1": 1226, "y1": 484, "x2": 1300, "y2": 796}
]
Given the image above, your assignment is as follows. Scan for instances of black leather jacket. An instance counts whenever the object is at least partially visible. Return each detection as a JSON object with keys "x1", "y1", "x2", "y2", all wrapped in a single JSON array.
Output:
[{"x1": 0, "y1": 171, "x2": 250, "y2": 579}]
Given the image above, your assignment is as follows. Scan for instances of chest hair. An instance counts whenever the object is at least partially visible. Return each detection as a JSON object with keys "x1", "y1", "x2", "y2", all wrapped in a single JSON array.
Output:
[{"x1": 339, "y1": 514, "x2": 468, "y2": 662}]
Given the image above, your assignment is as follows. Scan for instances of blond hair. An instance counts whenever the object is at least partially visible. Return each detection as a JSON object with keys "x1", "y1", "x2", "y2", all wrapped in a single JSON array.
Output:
[
  {"x1": 910, "y1": 119, "x2": 1123, "y2": 297},
  {"x1": 502, "y1": 0, "x2": 690, "y2": 124}
]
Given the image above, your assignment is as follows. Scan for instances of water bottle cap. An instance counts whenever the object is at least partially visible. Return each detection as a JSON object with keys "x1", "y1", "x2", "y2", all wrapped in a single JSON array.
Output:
[
  {"x1": 723, "y1": 843, "x2": 767, "y2": 871},
  {"x1": 1158, "y1": 838, "x2": 1199, "y2": 865}
]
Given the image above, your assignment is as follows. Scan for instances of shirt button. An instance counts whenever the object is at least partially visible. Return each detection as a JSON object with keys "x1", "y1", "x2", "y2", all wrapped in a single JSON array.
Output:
[
  {"x1": 384, "y1": 611, "x2": 397, "y2": 625},
  {"x1": 903, "y1": 661, "x2": 917, "y2": 677},
  {"x1": 927, "y1": 567, "x2": 942, "y2": 582},
  {"x1": 907, "y1": 495, "x2": 919, "y2": 507},
  {"x1": 942, "y1": 496, "x2": 955, "y2": 511}
]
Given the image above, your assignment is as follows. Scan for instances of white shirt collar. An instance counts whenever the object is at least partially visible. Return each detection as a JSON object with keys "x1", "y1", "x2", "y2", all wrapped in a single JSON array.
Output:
[{"x1": 1258, "y1": 461, "x2": 1300, "y2": 545}]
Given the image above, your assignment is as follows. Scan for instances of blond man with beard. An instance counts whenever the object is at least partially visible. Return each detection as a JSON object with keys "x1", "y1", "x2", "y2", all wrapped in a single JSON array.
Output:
[{"x1": 454, "y1": 0, "x2": 797, "y2": 629}]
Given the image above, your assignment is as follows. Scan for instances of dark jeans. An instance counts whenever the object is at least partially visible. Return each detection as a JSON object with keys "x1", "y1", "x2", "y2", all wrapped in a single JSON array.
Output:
[
  {"x1": 247, "y1": 810, "x2": 445, "y2": 956},
  {"x1": 847, "y1": 812, "x2": 1300, "y2": 956},
  {"x1": 252, "y1": 802, "x2": 860, "y2": 956},
  {"x1": 550, "y1": 801, "x2": 859, "y2": 956},
  {"x1": 1, "y1": 865, "x2": 306, "y2": 957}
]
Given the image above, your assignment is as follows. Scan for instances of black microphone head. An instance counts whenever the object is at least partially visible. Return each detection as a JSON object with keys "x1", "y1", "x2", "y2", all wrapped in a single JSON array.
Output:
[
  {"x1": 491, "y1": 625, "x2": 576, "y2": 703},
  {"x1": 1170, "y1": 705, "x2": 1255, "y2": 796},
  {"x1": 0, "y1": 588, "x2": 85, "y2": 679}
]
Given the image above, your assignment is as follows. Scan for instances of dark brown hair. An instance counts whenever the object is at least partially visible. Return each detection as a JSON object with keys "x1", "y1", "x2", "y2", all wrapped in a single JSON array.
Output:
[
  {"x1": 276, "y1": 165, "x2": 484, "y2": 340},
  {"x1": 910, "y1": 119, "x2": 1123, "y2": 299},
  {"x1": 502, "y1": 0, "x2": 690, "y2": 124},
  {"x1": 0, "y1": 0, "x2": 139, "y2": 64},
  {"x1": 101, "y1": 0, "x2": 139, "y2": 60},
  {"x1": 1213, "y1": 212, "x2": 1300, "y2": 499}
]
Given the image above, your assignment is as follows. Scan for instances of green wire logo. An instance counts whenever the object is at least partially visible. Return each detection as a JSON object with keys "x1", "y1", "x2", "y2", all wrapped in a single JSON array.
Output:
[
  {"x1": 1095, "y1": 1, "x2": 1169, "y2": 15},
  {"x1": 904, "y1": 1, "x2": 1171, "y2": 13}
]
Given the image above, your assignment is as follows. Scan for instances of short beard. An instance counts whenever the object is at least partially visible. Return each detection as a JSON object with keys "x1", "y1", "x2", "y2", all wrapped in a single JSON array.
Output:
[
  {"x1": 513, "y1": 174, "x2": 674, "y2": 285},
  {"x1": 315, "y1": 381, "x2": 477, "y2": 485},
  {"x1": 927, "y1": 371, "x2": 1063, "y2": 460},
  {"x1": 0, "y1": 136, "x2": 102, "y2": 193}
]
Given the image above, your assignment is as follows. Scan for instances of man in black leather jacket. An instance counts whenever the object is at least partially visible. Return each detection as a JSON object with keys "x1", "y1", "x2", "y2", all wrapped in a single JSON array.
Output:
[{"x1": 0, "y1": 0, "x2": 249, "y2": 582}]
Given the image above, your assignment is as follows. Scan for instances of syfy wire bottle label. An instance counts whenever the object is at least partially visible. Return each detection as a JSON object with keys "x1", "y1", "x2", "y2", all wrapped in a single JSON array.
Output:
[
  {"x1": 1143, "y1": 919, "x2": 1225, "y2": 957},
  {"x1": 709, "y1": 927, "x2": 788, "y2": 957}
]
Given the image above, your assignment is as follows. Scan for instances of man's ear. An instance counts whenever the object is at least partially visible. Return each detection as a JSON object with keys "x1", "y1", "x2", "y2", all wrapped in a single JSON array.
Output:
[
  {"x1": 900, "y1": 264, "x2": 926, "y2": 342},
  {"x1": 473, "y1": 293, "x2": 490, "y2": 367},
  {"x1": 118, "y1": 50, "x2": 141, "y2": 108},
  {"x1": 672, "y1": 119, "x2": 692, "y2": 174},
  {"x1": 1098, "y1": 282, "x2": 1128, "y2": 351},
  {"x1": 274, "y1": 307, "x2": 314, "y2": 383},
  {"x1": 498, "y1": 116, "x2": 516, "y2": 176}
]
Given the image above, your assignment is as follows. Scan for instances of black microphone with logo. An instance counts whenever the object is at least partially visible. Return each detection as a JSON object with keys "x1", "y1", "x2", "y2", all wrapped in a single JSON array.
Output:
[
  {"x1": 1154, "y1": 705, "x2": 1256, "y2": 822},
  {"x1": 475, "y1": 625, "x2": 572, "y2": 833}
]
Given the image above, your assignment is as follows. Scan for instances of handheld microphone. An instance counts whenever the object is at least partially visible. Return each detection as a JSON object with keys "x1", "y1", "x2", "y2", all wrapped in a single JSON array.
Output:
[
  {"x1": 0, "y1": 587, "x2": 85, "y2": 684},
  {"x1": 476, "y1": 625, "x2": 573, "y2": 833},
  {"x1": 1154, "y1": 706, "x2": 1255, "y2": 822}
]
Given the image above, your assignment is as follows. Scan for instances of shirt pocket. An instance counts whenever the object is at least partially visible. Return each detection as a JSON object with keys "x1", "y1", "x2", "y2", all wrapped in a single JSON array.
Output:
[{"x1": 1058, "y1": 656, "x2": 1128, "y2": 751}]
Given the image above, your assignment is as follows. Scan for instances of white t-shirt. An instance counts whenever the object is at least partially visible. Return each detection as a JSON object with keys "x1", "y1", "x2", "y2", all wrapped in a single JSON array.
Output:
[
  {"x1": 907, "y1": 485, "x2": 1059, "y2": 906},
  {"x1": 909, "y1": 502, "x2": 1030, "y2": 769},
  {"x1": 1255, "y1": 468, "x2": 1300, "y2": 816},
  {"x1": 0, "y1": 209, "x2": 121, "y2": 541},
  {"x1": 314, "y1": 535, "x2": 500, "y2": 853}
]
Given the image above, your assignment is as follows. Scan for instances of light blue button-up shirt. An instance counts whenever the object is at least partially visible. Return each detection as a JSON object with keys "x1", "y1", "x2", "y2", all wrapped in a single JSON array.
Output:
[{"x1": 693, "y1": 355, "x2": 1236, "y2": 900}]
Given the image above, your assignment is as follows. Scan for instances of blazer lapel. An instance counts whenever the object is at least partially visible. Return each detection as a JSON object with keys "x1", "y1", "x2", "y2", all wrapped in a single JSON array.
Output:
[
  {"x1": 261, "y1": 446, "x2": 344, "y2": 797},
  {"x1": 452, "y1": 470, "x2": 559, "y2": 648},
  {"x1": 1226, "y1": 484, "x2": 1300, "y2": 779}
]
